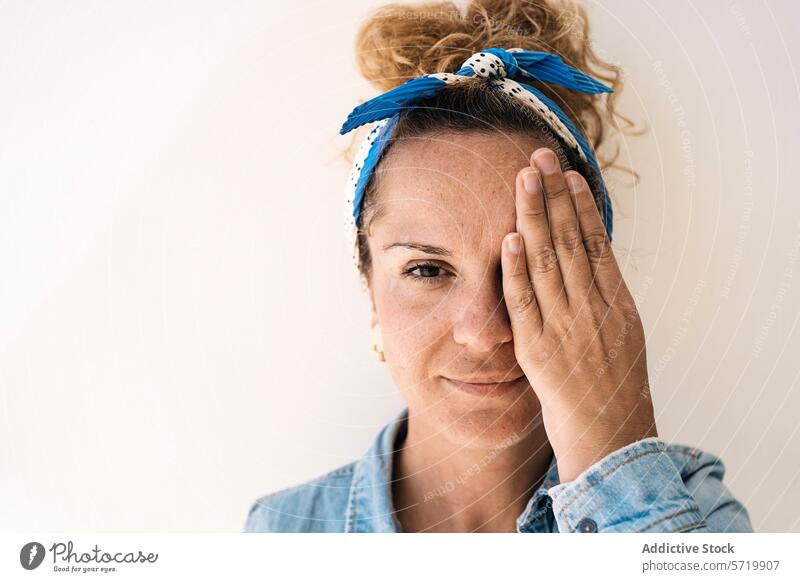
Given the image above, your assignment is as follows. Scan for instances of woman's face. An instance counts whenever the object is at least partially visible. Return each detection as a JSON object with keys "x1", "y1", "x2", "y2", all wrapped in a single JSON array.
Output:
[{"x1": 366, "y1": 130, "x2": 551, "y2": 449}]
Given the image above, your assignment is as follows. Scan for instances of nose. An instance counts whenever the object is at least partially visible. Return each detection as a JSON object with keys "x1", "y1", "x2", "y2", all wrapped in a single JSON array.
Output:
[{"x1": 451, "y1": 269, "x2": 513, "y2": 352}]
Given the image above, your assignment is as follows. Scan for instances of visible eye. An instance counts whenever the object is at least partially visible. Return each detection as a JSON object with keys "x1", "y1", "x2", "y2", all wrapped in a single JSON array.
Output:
[{"x1": 402, "y1": 261, "x2": 454, "y2": 285}]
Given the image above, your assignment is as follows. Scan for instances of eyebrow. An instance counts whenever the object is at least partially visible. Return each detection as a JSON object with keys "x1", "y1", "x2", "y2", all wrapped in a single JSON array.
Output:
[{"x1": 382, "y1": 242, "x2": 453, "y2": 257}]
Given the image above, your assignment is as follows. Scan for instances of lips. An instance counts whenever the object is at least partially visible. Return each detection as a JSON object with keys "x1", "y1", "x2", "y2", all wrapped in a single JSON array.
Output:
[
  {"x1": 446, "y1": 374, "x2": 524, "y2": 384},
  {"x1": 441, "y1": 374, "x2": 525, "y2": 397}
]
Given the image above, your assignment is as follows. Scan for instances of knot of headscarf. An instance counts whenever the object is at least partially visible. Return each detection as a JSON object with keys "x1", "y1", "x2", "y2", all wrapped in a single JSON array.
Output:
[
  {"x1": 460, "y1": 49, "x2": 516, "y2": 79},
  {"x1": 339, "y1": 47, "x2": 614, "y2": 289}
]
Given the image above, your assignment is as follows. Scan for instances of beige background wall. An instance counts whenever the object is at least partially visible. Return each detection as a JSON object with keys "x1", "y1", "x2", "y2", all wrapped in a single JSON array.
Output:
[{"x1": 1, "y1": 0, "x2": 798, "y2": 532}]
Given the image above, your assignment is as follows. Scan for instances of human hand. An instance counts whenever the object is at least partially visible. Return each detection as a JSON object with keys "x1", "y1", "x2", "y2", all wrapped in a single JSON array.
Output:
[{"x1": 501, "y1": 147, "x2": 657, "y2": 483}]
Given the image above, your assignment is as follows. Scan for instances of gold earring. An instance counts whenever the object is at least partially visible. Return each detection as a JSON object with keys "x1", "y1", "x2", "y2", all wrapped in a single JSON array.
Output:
[{"x1": 371, "y1": 324, "x2": 386, "y2": 362}]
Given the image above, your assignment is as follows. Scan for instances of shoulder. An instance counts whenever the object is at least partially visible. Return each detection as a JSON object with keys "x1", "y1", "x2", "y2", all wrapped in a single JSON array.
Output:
[{"x1": 243, "y1": 462, "x2": 357, "y2": 533}]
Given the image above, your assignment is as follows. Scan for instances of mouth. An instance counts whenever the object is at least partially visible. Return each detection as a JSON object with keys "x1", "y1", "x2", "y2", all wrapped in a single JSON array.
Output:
[{"x1": 440, "y1": 374, "x2": 526, "y2": 397}]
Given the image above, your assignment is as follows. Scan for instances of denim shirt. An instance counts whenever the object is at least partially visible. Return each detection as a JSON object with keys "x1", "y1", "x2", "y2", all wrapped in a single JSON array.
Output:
[{"x1": 244, "y1": 407, "x2": 752, "y2": 533}]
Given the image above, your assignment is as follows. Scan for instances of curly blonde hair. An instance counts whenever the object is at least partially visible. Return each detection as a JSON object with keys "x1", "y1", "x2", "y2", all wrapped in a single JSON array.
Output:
[{"x1": 346, "y1": 0, "x2": 637, "y2": 282}]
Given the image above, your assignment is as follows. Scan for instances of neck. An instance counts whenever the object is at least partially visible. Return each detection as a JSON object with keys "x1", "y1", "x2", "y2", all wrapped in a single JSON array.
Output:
[{"x1": 391, "y1": 410, "x2": 553, "y2": 532}]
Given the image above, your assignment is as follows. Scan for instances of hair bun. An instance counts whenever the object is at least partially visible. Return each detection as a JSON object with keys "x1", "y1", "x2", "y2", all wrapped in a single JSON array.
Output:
[{"x1": 353, "y1": 0, "x2": 633, "y2": 169}]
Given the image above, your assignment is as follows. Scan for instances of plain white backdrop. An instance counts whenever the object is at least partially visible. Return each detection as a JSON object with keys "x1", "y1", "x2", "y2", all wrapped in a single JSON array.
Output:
[{"x1": 1, "y1": 0, "x2": 798, "y2": 532}]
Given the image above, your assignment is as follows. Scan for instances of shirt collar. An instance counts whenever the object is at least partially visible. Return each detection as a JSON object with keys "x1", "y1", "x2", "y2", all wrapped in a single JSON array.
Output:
[
  {"x1": 344, "y1": 407, "x2": 408, "y2": 532},
  {"x1": 345, "y1": 407, "x2": 560, "y2": 533}
]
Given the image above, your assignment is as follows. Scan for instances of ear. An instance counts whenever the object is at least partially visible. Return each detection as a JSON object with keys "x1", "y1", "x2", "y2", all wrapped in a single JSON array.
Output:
[{"x1": 369, "y1": 285, "x2": 379, "y2": 328}]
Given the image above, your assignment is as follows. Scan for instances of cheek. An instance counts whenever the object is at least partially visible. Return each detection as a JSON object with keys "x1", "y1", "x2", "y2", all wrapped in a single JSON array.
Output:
[{"x1": 373, "y1": 279, "x2": 453, "y2": 372}]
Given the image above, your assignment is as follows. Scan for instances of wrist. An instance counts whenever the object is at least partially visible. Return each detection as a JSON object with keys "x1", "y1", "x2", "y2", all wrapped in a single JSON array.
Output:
[{"x1": 551, "y1": 426, "x2": 659, "y2": 483}]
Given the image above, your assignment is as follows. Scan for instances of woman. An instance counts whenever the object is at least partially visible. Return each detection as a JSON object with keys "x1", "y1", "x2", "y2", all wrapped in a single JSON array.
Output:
[{"x1": 244, "y1": 0, "x2": 752, "y2": 533}]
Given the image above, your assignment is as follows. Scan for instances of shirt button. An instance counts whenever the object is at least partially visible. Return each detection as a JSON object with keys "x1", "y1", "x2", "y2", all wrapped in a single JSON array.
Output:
[{"x1": 576, "y1": 517, "x2": 597, "y2": 533}]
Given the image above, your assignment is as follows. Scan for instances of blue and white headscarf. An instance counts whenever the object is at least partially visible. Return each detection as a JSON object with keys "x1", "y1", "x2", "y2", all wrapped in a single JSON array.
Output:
[{"x1": 339, "y1": 47, "x2": 613, "y2": 285}]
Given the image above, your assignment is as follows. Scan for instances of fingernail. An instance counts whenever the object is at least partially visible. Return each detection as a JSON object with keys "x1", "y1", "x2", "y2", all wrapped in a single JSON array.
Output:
[
  {"x1": 534, "y1": 150, "x2": 557, "y2": 173},
  {"x1": 522, "y1": 170, "x2": 538, "y2": 195},
  {"x1": 566, "y1": 173, "x2": 582, "y2": 194},
  {"x1": 505, "y1": 233, "x2": 521, "y2": 254}
]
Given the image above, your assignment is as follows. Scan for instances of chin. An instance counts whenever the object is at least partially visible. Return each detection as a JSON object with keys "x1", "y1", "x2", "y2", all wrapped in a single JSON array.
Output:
[{"x1": 433, "y1": 392, "x2": 543, "y2": 451}]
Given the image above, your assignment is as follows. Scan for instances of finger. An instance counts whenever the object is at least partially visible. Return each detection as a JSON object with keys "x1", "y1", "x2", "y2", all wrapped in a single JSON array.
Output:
[
  {"x1": 531, "y1": 148, "x2": 594, "y2": 304},
  {"x1": 501, "y1": 232, "x2": 543, "y2": 343},
  {"x1": 563, "y1": 170, "x2": 631, "y2": 306},
  {"x1": 516, "y1": 166, "x2": 566, "y2": 318}
]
